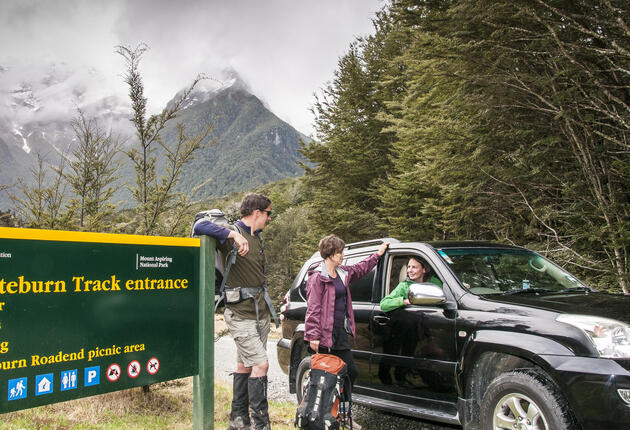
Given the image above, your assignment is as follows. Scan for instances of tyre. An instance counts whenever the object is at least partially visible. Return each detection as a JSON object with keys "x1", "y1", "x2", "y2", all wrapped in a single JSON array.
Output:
[
  {"x1": 295, "y1": 355, "x2": 311, "y2": 404},
  {"x1": 480, "y1": 369, "x2": 576, "y2": 430}
]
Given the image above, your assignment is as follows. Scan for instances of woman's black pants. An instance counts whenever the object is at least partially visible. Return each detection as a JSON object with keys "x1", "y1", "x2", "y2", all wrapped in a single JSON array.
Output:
[{"x1": 318, "y1": 346, "x2": 357, "y2": 401}]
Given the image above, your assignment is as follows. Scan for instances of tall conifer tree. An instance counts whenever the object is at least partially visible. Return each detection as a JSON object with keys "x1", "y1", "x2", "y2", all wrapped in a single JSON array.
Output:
[{"x1": 302, "y1": 9, "x2": 409, "y2": 241}]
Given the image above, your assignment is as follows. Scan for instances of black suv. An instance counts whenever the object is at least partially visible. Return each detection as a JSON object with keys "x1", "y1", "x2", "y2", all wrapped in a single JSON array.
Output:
[{"x1": 276, "y1": 239, "x2": 630, "y2": 429}]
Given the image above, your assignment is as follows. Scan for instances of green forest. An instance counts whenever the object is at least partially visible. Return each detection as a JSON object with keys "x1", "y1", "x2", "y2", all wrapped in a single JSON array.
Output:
[
  {"x1": 298, "y1": 0, "x2": 630, "y2": 297},
  {"x1": 2, "y1": 0, "x2": 629, "y2": 300}
]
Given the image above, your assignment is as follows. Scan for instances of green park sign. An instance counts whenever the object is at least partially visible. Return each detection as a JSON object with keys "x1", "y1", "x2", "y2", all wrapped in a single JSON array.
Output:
[{"x1": 0, "y1": 227, "x2": 202, "y2": 414}]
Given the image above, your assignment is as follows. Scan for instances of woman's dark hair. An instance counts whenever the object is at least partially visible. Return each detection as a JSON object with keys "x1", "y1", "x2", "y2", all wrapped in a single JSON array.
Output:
[
  {"x1": 408, "y1": 256, "x2": 425, "y2": 268},
  {"x1": 318, "y1": 235, "x2": 345, "y2": 260},
  {"x1": 240, "y1": 193, "x2": 271, "y2": 216}
]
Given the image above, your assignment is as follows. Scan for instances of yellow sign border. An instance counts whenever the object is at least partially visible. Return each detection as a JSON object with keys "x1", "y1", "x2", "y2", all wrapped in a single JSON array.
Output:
[{"x1": 0, "y1": 227, "x2": 200, "y2": 247}]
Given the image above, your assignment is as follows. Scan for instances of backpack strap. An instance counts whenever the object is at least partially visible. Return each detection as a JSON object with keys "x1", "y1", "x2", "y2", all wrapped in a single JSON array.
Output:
[
  {"x1": 231, "y1": 224, "x2": 280, "y2": 328},
  {"x1": 338, "y1": 372, "x2": 353, "y2": 429},
  {"x1": 214, "y1": 241, "x2": 238, "y2": 312}
]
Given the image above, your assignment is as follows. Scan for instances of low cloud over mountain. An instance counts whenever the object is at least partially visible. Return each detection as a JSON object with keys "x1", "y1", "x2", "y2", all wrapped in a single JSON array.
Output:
[{"x1": 0, "y1": 64, "x2": 307, "y2": 210}]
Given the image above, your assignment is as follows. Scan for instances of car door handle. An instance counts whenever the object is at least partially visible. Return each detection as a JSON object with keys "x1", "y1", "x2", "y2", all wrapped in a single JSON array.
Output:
[{"x1": 372, "y1": 315, "x2": 390, "y2": 326}]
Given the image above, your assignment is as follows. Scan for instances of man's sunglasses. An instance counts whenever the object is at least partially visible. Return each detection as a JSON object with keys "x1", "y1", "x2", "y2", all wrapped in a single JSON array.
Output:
[{"x1": 260, "y1": 209, "x2": 272, "y2": 217}]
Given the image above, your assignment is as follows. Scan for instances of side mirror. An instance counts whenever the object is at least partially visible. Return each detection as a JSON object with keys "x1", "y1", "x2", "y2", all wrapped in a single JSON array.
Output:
[{"x1": 408, "y1": 282, "x2": 446, "y2": 306}]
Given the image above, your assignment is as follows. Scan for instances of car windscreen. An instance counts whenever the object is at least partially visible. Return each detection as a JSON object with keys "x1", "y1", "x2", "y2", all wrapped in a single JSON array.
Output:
[{"x1": 436, "y1": 247, "x2": 590, "y2": 295}]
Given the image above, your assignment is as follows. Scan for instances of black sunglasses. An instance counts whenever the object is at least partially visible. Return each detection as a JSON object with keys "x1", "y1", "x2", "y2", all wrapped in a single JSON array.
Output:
[{"x1": 260, "y1": 209, "x2": 272, "y2": 217}]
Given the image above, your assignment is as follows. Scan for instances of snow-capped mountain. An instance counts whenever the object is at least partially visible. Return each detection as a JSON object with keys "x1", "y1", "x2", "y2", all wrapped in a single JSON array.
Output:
[
  {"x1": 0, "y1": 64, "x2": 307, "y2": 211},
  {"x1": 167, "y1": 67, "x2": 252, "y2": 110},
  {"x1": 0, "y1": 62, "x2": 131, "y2": 160},
  {"x1": 162, "y1": 75, "x2": 308, "y2": 200}
]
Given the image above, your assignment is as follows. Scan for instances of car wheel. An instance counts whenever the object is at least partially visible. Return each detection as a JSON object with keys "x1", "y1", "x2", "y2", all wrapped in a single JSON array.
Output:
[
  {"x1": 480, "y1": 369, "x2": 576, "y2": 430},
  {"x1": 295, "y1": 356, "x2": 311, "y2": 404}
]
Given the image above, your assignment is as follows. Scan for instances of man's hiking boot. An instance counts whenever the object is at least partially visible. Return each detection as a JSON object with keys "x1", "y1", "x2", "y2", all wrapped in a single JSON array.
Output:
[
  {"x1": 228, "y1": 373, "x2": 251, "y2": 430},
  {"x1": 248, "y1": 376, "x2": 271, "y2": 430},
  {"x1": 228, "y1": 415, "x2": 251, "y2": 430}
]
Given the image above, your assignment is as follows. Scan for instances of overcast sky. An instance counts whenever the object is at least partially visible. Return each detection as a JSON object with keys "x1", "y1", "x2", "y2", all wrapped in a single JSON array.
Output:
[{"x1": 0, "y1": 0, "x2": 384, "y2": 135}]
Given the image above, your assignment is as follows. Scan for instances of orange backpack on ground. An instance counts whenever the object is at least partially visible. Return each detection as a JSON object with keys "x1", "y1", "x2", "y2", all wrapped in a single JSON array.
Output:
[{"x1": 295, "y1": 353, "x2": 352, "y2": 430}]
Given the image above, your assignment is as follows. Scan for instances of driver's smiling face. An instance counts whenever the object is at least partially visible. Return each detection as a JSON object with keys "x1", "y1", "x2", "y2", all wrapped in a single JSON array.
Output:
[{"x1": 407, "y1": 258, "x2": 426, "y2": 282}]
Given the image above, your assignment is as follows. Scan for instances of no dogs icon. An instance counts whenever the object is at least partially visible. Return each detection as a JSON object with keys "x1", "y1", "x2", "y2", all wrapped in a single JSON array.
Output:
[
  {"x1": 147, "y1": 357, "x2": 160, "y2": 375},
  {"x1": 127, "y1": 360, "x2": 141, "y2": 378}
]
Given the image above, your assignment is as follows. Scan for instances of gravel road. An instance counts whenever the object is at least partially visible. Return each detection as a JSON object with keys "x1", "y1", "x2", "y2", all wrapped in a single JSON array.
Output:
[{"x1": 213, "y1": 335, "x2": 460, "y2": 430}]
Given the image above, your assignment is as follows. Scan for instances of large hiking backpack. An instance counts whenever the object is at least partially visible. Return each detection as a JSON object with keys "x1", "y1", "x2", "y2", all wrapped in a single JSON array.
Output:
[
  {"x1": 191, "y1": 209, "x2": 281, "y2": 327},
  {"x1": 191, "y1": 209, "x2": 238, "y2": 305},
  {"x1": 295, "y1": 354, "x2": 352, "y2": 430}
]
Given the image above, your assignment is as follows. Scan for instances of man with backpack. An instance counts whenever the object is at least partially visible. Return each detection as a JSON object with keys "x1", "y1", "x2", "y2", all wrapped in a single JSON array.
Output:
[{"x1": 193, "y1": 193, "x2": 276, "y2": 430}]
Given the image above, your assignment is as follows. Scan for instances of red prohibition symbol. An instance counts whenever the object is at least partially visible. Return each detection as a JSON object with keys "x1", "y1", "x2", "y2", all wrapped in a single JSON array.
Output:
[
  {"x1": 107, "y1": 363, "x2": 121, "y2": 382},
  {"x1": 127, "y1": 360, "x2": 141, "y2": 378},
  {"x1": 147, "y1": 357, "x2": 160, "y2": 375}
]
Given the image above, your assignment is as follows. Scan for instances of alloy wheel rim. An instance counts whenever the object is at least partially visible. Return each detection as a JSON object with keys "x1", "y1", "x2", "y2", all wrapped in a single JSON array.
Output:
[{"x1": 492, "y1": 392, "x2": 549, "y2": 430}]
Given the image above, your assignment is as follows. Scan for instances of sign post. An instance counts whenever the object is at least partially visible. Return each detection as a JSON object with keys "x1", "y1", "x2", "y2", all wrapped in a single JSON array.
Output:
[
  {"x1": 0, "y1": 227, "x2": 202, "y2": 416},
  {"x1": 193, "y1": 236, "x2": 215, "y2": 430}
]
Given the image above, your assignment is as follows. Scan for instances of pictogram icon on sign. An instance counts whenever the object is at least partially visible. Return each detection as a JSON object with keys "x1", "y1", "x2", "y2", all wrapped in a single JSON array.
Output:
[
  {"x1": 84, "y1": 366, "x2": 100, "y2": 387},
  {"x1": 8, "y1": 377, "x2": 27, "y2": 401},
  {"x1": 35, "y1": 373, "x2": 53, "y2": 396},
  {"x1": 127, "y1": 360, "x2": 141, "y2": 378},
  {"x1": 147, "y1": 357, "x2": 160, "y2": 375},
  {"x1": 107, "y1": 363, "x2": 121, "y2": 382},
  {"x1": 61, "y1": 369, "x2": 78, "y2": 391}
]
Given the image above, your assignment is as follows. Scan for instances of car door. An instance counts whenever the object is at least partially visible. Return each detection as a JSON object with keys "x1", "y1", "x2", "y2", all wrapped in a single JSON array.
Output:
[
  {"x1": 368, "y1": 248, "x2": 459, "y2": 408},
  {"x1": 344, "y1": 253, "x2": 378, "y2": 389}
]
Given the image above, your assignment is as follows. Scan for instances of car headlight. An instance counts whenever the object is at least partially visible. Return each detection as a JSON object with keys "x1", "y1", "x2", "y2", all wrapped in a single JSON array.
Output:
[{"x1": 557, "y1": 314, "x2": 630, "y2": 358}]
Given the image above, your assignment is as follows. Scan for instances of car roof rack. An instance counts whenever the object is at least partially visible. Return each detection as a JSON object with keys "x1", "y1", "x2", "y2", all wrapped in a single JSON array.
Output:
[{"x1": 345, "y1": 237, "x2": 400, "y2": 250}]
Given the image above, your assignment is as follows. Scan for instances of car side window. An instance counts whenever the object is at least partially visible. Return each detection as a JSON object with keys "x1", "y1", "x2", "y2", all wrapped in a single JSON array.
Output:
[
  {"x1": 386, "y1": 254, "x2": 443, "y2": 296},
  {"x1": 388, "y1": 255, "x2": 410, "y2": 294},
  {"x1": 344, "y1": 255, "x2": 376, "y2": 302},
  {"x1": 292, "y1": 273, "x2": 308, "y2": 302},
  {"x1": 291, "y1": 260, "x2": 320, "y2": 302}
]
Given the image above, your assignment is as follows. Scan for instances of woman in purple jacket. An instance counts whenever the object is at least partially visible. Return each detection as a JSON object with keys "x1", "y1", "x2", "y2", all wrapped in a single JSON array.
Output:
[{"x1": 304, "y1": 235, "x2": 389, "y2": 399}]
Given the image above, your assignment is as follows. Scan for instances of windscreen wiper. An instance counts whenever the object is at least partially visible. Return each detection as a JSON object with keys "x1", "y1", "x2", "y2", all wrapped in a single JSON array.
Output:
[
  {"x1": 503, "y1": 288, "x2": 553, "y2": 295},
  {"x1": 557, "y1": 286, "x2": 595, "y2": 293}
]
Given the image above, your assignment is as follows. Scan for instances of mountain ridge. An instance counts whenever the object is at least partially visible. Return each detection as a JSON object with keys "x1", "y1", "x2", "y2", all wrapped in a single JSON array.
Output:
[{"x1": 0, "y1": 65, "x2": 308, "y2": 211}]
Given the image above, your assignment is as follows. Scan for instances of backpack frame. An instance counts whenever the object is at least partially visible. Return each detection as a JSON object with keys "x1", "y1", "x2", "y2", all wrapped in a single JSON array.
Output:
[{"x1": 191, "y1": 209, "x2": 238, "y2": 308}]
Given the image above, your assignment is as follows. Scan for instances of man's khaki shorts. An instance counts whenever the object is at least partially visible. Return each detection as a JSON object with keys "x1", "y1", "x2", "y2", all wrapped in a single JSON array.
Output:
[{"x1": 224, "y1": 308, "x2": 270, "y2": 368}]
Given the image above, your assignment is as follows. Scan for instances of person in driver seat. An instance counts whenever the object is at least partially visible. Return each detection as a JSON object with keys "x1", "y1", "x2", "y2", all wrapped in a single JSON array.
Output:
[{"x1": 380, "y1": 256, "x2": 442, "y2": 312}]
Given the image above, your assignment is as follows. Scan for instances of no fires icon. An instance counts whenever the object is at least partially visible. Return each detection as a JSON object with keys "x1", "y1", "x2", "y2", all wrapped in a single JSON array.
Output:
[{"x1": 127, "y1": 360, "x2": 141, "y2": 378}]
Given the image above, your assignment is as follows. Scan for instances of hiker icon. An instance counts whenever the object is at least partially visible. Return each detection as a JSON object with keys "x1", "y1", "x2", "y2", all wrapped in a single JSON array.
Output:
[
  {"x1": 8, "y1": 377, "x2": 27, "y2": 401},
  {"x1": 16, "y1": 380, "x2": 25, "y2": 395}
]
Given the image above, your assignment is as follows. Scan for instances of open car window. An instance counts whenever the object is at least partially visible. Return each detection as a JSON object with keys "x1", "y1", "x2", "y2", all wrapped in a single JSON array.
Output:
[{"x1": 385, "y1": 254, "x2": 443, "y2": 296}]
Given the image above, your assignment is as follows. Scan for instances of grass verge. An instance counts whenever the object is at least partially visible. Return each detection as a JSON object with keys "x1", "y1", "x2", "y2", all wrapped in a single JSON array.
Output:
[
  {"x1": 2, "y1": 377, "x2": 297, "y2": 429},
  {"x1": 2, "y1": 316, "x2": 292, "y2": 429}
]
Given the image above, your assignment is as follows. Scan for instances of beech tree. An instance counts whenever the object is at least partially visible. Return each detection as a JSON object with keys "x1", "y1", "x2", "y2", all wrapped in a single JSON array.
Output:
[
  {"x1": 448, "y1": 0, "x2": 630, "y2": 292},
  {"x1": 66, "y1": 110, "x2": 121, "y2": 231},
  {"x1": 302, "y1": 0, "x2": 629, "y2": 293},
  {"x1": 9, "y1": 153, "x2": 71, "y2": 229}
]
